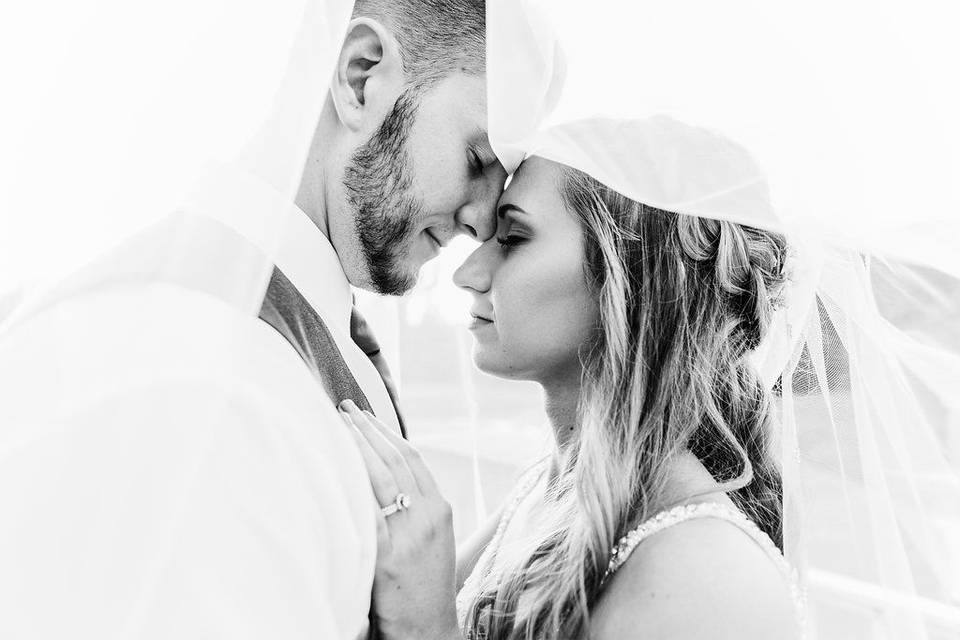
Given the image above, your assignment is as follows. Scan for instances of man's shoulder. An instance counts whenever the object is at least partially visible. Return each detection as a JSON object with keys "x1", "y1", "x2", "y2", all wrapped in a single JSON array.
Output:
[
  {"x1": 3, "y1": 211, "x2": 269, "y2": 331},
  {"x1": 0, "y1": 280, "x2": 321, "y2": 416},
  {"x1": 0, "y1": 279, "x2": 368, "y2": 498}
]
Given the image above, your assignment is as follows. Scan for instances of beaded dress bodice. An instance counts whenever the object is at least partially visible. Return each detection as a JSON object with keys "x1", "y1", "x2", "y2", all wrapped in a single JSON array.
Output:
[{"x1": 457, "y1": 470, "x2": 806, "y2": 638}]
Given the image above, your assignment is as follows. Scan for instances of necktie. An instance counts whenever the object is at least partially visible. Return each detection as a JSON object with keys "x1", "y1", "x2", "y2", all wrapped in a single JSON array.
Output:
[
  {"x1": 259, "y1": 267, "x2": 407, "y2": 438},
  {"x1": 350, "y1": 305, "x2": 407, "y2": 439},
  {"x1": 259, "y1": 268, "x2": 401, "y2": 640}
]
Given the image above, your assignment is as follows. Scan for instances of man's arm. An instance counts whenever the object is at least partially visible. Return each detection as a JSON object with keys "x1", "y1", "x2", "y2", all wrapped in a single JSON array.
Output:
[
  {"x1": 0, "y1": 286, "x2": 378, "y2": 639},
  {"x1": 0, "y1": 379, "x2": 376, "y2": 639}
]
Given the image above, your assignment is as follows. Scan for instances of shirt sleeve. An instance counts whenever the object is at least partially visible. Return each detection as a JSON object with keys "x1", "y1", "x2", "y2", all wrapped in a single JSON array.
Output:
[{"x1": 0, "y1": 285, "x2": 377, "y2": 640}]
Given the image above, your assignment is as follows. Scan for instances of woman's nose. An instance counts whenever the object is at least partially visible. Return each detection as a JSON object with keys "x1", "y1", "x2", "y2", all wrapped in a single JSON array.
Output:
[{"x1": 453, "y1": 241, "x2": 493, "y2": 294}]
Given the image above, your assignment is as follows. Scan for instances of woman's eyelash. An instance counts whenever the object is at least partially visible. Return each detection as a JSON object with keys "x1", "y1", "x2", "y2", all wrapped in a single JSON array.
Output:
[
  {"x1": 469, "y1": 150, "x2": 484, "y2": 174},
  {"x1": 496, "y1": 235, "x2": 525, "y2": 247}
]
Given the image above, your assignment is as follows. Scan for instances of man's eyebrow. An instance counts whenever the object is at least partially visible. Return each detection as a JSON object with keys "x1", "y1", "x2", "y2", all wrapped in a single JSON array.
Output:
[{"x1": 498, "y1": 203, "x2": 527, "y2": 219}]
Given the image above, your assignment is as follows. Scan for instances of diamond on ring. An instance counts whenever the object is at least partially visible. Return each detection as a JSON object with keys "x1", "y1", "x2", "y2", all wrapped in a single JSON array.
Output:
[{"x1": 381, "y1": 492, "x2": 412, "y2": 517}]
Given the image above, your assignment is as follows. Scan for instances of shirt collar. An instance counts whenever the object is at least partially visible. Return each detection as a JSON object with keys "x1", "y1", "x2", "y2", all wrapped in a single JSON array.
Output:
[{"x1": 182, "y1": 161, "x2": 352, "y2": 332}]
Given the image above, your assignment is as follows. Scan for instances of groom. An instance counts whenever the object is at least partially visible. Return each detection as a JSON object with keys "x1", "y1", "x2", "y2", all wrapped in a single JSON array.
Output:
[
  {"x1": 264, "y1": 0, "x2": 505, "y2": 438},
  {"x1": 0, "y1": 1, "x2": 502, "y2": 638}
]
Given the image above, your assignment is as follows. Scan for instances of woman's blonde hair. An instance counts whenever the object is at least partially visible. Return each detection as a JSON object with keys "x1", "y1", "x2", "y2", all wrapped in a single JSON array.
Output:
[{"x1": 463, "y1": 168, "x2": 789, "y2": 639}]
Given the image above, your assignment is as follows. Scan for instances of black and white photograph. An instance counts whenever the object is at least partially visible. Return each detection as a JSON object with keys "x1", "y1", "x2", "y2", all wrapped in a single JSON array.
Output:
[{"x1": 1, "y1": 1, "x2": 958, "y2": 638}]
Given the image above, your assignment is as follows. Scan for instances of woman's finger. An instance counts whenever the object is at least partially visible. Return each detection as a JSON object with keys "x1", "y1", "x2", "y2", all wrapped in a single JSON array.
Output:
[
  {"x1": 373, "y1": 508, "x2": 392, "y2": 557},
  {"x1": 340, "y1": 400, "x2": 419, "y2": 495},
  {"x1": 340, "y1": 411, "x2": 401, "y2": 509},
  {"x1": 361, "y1": 409, "x2": 441, "y2": 497}
]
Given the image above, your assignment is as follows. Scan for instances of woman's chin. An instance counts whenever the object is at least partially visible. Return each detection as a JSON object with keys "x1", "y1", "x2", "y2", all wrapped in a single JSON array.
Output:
[
  {"x1": 471, "y1": 347, "x2": 503, "y2": 375},
  {"x1": 472, "y1": 350, "x2": 532, "y2": 381},
  {"x1": 471, "y1": 350, "x2": 500, "y2": 376}
]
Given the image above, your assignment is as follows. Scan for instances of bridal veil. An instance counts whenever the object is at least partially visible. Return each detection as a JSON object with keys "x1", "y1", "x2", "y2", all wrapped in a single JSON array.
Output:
[
  {"x1": 2, "y1": 1, "x2": 958, "y2": 637},
  {"x1": 0, "y1": 2, "x2": 376, "y2": 637},
  {"x1": 486, "y1": 0, "x2": 960, "y2": 637},
  {"x1": 0, "y1": 0, "x2": 354, "y2": 311}
]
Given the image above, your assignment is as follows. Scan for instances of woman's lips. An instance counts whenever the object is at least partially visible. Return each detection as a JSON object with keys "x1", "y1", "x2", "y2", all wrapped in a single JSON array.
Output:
[{"x1": 468, "y1": 314, "x2": 493, "y2": 330}]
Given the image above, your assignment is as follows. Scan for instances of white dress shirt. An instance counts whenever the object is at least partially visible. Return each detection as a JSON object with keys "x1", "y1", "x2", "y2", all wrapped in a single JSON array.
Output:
[
  {"x1": 183, "y1": 163, "x2": 401, "y2": 432},
  {"x1": 0, "y1": 162, "x2": 385, "y2": 639}
]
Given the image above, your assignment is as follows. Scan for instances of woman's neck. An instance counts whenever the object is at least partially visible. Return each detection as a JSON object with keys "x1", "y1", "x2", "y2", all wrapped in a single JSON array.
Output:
[
  {"x1": 654, "y1": 450, "x2": 733, "y2": 512},
  {"x1": 541, "y1": 376, "x2": 581, "y2": 452}
]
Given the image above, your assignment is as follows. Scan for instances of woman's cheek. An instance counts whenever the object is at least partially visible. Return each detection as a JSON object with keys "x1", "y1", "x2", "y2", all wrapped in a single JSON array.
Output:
[{"x1": 491, "y1": 279, "x2": 537, "y2": 364}]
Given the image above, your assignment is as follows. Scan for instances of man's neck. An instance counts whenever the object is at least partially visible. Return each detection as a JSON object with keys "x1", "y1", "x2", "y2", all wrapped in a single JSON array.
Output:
[
  {"x1": 294, "y1": 175, "x2": 328, "y2": 238},
  {"x1": 294, "y1": 114, "x2": 334, "y2": 239}
]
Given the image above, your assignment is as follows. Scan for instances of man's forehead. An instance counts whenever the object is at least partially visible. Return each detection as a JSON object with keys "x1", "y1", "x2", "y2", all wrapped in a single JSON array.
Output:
[
  {"x1": 416, "y1": 72, "x2": 491, "y2": 148},
  {"x1": 426, "y1": 72, "x2": 486, "y2": 113}
]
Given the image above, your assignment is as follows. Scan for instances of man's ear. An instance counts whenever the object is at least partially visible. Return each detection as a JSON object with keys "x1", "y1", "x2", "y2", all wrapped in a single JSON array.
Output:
[{"x1": 331, "y1": 18, "x2": 403, "y2": 132}]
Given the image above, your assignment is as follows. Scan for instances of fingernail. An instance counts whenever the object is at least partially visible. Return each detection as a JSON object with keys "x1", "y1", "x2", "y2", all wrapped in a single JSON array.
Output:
[{"x1": 339, "y1": 399, "x2": 355, "y2": 411}]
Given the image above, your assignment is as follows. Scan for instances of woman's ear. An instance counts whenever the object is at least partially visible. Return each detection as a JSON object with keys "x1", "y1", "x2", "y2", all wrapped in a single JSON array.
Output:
[{"x1": 331, "y1": 17, "x2": 403, "y2": 132}]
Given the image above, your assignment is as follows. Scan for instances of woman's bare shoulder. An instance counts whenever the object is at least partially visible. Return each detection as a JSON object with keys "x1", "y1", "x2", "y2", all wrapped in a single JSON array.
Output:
[{"x1": 590, "y1": 516, "x2": 798, "y2": 640}]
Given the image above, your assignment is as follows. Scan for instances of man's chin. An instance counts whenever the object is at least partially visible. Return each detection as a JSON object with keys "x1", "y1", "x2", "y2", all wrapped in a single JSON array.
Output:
[
  {"x1": 384, "y1": 276, "x2": 419, "y2": 297},
  {"x1": 368, "y1": 265, "x2": 420, "y2": 296}
]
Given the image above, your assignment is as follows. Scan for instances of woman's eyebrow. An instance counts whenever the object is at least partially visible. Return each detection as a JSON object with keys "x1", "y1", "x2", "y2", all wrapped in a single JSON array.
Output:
[
  {"x1": 470, "y1": 127, "x2": 496, "y2": 159},
  {"x1": 497, "y1": 203, "x2": 528, "y2": 219}
]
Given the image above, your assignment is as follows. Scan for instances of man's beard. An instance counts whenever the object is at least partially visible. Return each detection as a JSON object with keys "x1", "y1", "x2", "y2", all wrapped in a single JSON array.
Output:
[{"x1": 342, "y1": 90, "x2": 427, "y2": 296}]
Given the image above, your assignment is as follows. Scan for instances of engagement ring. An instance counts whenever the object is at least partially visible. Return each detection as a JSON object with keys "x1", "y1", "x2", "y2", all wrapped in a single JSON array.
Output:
[{"x1": 381, "y1": 492, "x2": 412, "y2": 517}]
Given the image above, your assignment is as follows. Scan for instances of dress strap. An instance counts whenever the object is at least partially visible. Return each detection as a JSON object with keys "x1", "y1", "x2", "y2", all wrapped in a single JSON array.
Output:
[
  {"x1": 601, "y1": 502, "x2": 806, "y2": 637},
  {"x1": 456, "y1": 460, "x2": 548, "y2": 629},
  {"x1": 471, "y1": 461, "x2": 546, "y2": 578},
  {"x1": 602, "y1": 502, "x2": 793, "y2": 587}
]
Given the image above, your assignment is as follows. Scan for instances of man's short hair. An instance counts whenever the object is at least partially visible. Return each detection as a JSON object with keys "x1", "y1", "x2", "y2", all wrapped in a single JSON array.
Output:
[{"x1": 352, "y1": 0, "x2": 485, "y2": 91}]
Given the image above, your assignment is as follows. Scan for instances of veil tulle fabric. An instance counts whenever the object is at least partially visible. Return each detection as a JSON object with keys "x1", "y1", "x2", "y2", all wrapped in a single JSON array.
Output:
[
  {"x1": 0, "y1": 3, "x2": 380, "y2": 637},
  {"x1": 3, "y1": 1, "x2": 959, "y2": 637},
  {"x1": 0, "y1": 0, "x2": 354, "y2": 312},
  {"x1": 487, "y1": 0, "x2": 960, "y2": 637}
]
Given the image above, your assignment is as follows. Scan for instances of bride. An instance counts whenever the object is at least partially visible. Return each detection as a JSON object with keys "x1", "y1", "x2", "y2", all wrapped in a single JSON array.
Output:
[{"x1": 339, "y1": 149, "x2": 801, "y2": 639}]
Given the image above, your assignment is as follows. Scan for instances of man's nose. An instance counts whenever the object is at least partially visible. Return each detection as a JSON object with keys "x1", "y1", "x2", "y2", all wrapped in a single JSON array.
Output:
[{"x1": 455, "y1": 162, "x2": 507, "y2": 242}]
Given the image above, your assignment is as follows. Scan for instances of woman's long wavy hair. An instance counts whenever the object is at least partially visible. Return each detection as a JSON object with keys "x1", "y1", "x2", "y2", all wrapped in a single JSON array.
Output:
[{"x1": 463, "y1": 167, "x2": 789, "y2": 640}]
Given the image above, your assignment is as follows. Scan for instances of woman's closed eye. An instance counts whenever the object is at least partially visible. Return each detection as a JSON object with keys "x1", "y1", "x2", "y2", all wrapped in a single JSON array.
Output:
[
  {"x1": 495, "y1": 207, "x2": 531, "y2": 250},
  {"x1": 496, "y1": 234, "x2": 526, "y2": 249},
  {"x1": 468, "y1": 148, "x2": 485, "y2": 176}
]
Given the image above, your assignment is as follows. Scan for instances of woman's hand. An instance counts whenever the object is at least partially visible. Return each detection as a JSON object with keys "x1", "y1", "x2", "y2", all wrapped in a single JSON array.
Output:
[{"x1": 338, "y1": 400, "x2": 461, "y2": 640}]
